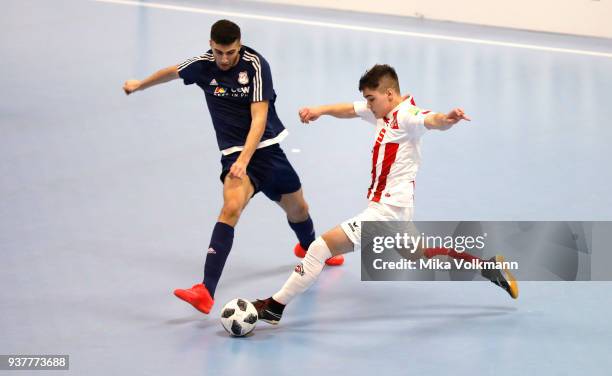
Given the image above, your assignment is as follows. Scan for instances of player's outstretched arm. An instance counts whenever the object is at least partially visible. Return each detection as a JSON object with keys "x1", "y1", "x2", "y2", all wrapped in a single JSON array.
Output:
[
  {"x1": 123, "y1": 65, "x2": 180, "y2": 95},
  {"x1": 298, "y1": 103, "x2": 358, "y2": 124},
  {"x1": 424, "y1": 108, "x2": 471, "y2": 130}
]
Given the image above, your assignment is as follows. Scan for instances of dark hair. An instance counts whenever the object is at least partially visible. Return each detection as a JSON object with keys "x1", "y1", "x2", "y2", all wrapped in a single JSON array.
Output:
[
  {"x1": 210, "y1": 20, "x2": 241, "y2": 45},
  {"x1": 358, "y1": 64, "x2": 400, "y2": 93}
]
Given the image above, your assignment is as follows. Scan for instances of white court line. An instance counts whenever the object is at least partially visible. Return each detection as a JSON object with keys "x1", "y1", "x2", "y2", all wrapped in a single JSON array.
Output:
[{"x1": 95, "y1": 0, "x2": 612, "y2": 59}]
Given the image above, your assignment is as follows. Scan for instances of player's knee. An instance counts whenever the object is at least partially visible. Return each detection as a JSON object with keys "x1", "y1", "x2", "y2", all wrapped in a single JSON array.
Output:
[{"x1": 220, "y1": 200, "x2": 243, "y2": 220}]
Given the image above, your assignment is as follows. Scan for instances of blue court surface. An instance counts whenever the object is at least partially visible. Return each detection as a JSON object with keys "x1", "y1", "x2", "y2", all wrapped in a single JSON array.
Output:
[{"x1": 2, "y1": 0, "x2": 612, "y2": 375}]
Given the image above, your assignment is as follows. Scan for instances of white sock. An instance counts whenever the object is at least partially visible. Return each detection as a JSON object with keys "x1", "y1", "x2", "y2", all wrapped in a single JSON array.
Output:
[{"x1": 273, "y1": 237, "x2": 332, "y2": 305}]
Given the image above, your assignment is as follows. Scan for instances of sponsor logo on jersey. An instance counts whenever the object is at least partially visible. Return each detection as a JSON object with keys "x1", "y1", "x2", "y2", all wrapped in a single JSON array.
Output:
[
  {"x1": 213, "y1": 86, "x2": 249, "y2": 97},
  {"x1": 238, "y1": 71, "x2": 249, "y2": 85},
  {"x1": 208, "y1": 247, "x2": 217, "y2": 254},
  {"x1": 230, "y1": 87, "x2": 250, "y2": 94},
  {"x1": 348, "y1": 221, "x2": 359, "y2": 232},
  {"x1": 209, "y1": 79, "x2": 218, "y2": 86},
  {"x1": 408, "y1": 106, "x2": 421, "y2": 116}
]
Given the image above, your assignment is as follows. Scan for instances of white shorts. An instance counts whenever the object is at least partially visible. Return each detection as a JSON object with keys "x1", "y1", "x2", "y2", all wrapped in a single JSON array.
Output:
[{"x1": 340, "y1": 201, "x2": 414, "y2": 250}]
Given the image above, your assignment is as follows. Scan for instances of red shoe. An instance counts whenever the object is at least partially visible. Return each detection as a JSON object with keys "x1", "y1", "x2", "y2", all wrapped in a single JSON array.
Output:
[
  {"x1": 325, "y1": 254, "x2": 344, "y2": 266},
  {"x1": 173, "y1": 283, "x2": 214, "y2": 314},
  {"x1": 294, "y1": 243, "x2": 307, "y2": 258}
]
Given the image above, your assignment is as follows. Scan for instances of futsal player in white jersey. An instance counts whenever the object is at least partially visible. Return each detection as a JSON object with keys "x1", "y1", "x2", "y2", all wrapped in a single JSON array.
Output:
[{"x1": 253, "y1": 64, "x2": 518, "y2": 324}]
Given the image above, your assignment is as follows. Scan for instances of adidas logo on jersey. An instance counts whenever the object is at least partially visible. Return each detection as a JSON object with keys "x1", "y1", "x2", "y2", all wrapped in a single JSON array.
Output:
[
  {"x1": 209, "y1": 79, "x2": 218, "y2": 86},
  {"x1": 207, "y1": 247, "x2": 217, "y2": 254}
]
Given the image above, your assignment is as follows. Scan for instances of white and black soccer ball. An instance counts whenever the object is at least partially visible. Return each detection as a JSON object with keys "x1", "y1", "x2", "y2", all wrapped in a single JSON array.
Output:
[{"x1": 220, "y1": 298, "x2": 258, "y2": 337}]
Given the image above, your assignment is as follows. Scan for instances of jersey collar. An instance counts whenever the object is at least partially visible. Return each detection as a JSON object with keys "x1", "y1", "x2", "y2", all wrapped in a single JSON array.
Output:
[{"x1": 383, "y1": 101, "x2": 403, "y2": 123}]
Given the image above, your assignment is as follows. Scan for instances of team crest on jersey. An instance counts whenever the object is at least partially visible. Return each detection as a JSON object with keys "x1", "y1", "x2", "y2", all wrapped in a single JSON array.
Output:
[{"x1": 238, "y1": 71, "x2": 249, "y2": 85}]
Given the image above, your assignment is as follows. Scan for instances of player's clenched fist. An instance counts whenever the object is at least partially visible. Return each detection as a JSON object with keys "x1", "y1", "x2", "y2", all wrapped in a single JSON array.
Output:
[
  {"x1": 123, "y1": 80, "x2": 142, "y2": 95},
  {"x1": 298, "y1": 107, "x2": 321, "y2": 124}
]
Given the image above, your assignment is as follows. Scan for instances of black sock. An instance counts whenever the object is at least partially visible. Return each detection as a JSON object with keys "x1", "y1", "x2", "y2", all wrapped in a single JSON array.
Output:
[
  {"x1": 288, "y1": 216, "x2": 315, "y2": 250},
  {"x1": 203, "y1": 222, "x2": 234, "y2": 298}
]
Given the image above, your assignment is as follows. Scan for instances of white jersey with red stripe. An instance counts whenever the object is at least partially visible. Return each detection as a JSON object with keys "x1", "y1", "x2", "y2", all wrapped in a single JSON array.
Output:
[{"x1": 353, "y1": 97, "x2": 433, "y2": 207}]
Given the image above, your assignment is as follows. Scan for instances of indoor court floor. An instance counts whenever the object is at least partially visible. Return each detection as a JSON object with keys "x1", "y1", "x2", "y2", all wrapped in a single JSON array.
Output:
[{"x1": 2, "y1": 0, "x2": 612, "y2": 374}]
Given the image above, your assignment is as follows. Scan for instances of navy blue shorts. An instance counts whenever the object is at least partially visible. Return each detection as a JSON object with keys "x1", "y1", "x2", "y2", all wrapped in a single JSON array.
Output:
[{"x1": 220, "y1": 144, "x2": 302, "y2": 202}]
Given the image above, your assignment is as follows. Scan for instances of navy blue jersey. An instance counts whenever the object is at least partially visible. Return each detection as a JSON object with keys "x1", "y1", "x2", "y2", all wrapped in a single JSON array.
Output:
[{"x1": 177, "y1": 46, "x2": 287, "y2": 155}]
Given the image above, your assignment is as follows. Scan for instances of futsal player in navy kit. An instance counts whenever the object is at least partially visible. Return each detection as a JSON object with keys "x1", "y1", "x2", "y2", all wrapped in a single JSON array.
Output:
[{"x1": 122, "y1": 20, "x2": 343, "y2": 315}]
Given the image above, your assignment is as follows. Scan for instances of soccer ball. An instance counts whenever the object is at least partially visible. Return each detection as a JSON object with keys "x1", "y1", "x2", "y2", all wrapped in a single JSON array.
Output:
[{"x1": 220, "y1": 298, "x2": 258, "y2": 337}]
